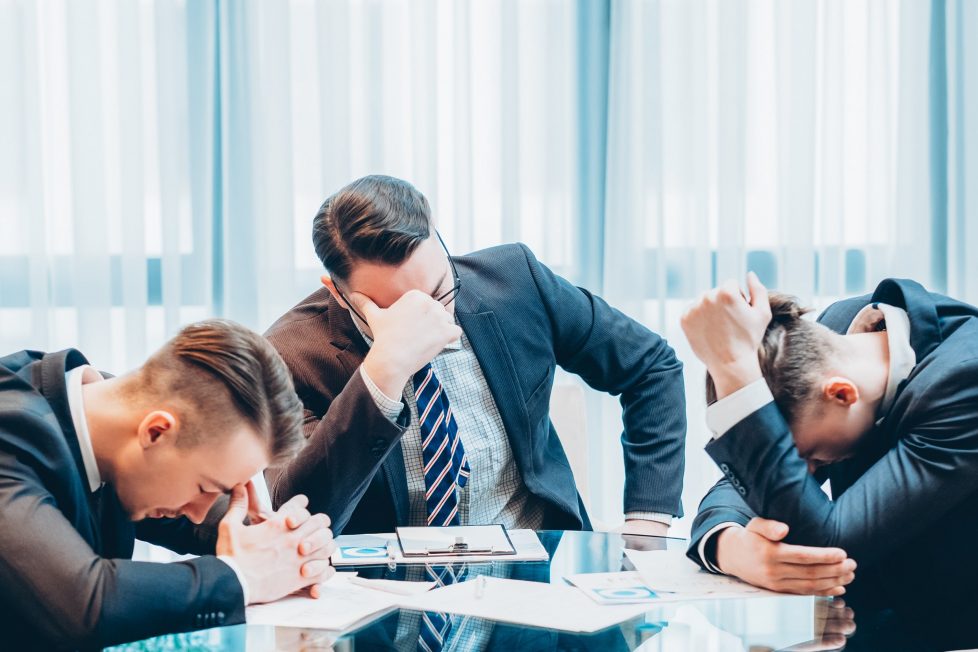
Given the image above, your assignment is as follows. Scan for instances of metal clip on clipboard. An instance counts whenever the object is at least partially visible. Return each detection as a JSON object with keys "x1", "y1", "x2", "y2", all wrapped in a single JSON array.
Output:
[{"x1": 413, "y1": 536, "x2": 497, "y2": 557}]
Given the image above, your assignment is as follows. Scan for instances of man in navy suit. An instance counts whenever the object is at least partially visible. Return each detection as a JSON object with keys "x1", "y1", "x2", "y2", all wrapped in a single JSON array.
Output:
[
  {"x1": 265, "y1": 175, "x2": 687, "y2": 537},
  {"x1": 682, "y1": 274, "x2": 978, "y2": 604}
]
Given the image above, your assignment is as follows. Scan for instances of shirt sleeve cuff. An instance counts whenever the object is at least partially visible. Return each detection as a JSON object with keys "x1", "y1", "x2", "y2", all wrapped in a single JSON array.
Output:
[
  {"x1": 218, "y1": 555, "x2": 250, "y2": 605},
  {"x1": 697, "y1": 522, "x2": 743, "y2": 574},
  {"x1": 359, "y1": 366, "x2": 405, "y2": 422},
  {"x1": 624, "y1": 512, "x2": 673, "y2": 526},
  {"x1": 705, "y1": 378, "x2": 775, "y2": 437}
]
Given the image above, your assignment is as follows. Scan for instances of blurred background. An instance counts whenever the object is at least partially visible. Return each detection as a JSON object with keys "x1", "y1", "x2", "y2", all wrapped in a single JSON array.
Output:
[{"x1": 1, "y1": 0, "x2": 976, "y2": 537}]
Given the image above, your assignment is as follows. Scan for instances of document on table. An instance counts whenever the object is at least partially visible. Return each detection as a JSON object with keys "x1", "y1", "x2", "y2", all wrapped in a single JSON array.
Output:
[
  {"x1": 397, "y1": 576, "x2": 649, "y2": 633},
  {"x1": 332, "y1": 528, "x2": 549, "y2": 566},
  {"x1": 246, "y1": 573, "x2": 434, "y2": 631},
  {"x1": 396, "y1": 524, "x2": 515, "y2": 557},
  {"x1": 565, "y1": 571, "x2": 665, "y2": 605},
  {"x1": 623, "y1": 548, "x2": 780, "y2": 599}
]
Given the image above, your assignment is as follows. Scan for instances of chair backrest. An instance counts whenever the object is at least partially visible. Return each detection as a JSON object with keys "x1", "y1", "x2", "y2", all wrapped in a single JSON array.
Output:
[{"x1": 548, "y1": 381, "x2": 589, "y2": 505}]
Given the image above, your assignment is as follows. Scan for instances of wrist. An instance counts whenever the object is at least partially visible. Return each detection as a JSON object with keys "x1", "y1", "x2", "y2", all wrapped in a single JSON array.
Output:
[
  {"x1": 362, "y1": 353, "x2": 409, "y2": 400},
  {"x1": 714, "y1": 526, "x2": 743, "y2": 575},
  {"x1": 708, "y1": 357, "x2": 763, "y2": 400}
]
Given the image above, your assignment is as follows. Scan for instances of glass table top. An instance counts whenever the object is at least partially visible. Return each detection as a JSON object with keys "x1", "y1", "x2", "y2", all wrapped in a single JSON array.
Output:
[{"x1": 110, "y1": 530, "x2": 976, "y2": 651}]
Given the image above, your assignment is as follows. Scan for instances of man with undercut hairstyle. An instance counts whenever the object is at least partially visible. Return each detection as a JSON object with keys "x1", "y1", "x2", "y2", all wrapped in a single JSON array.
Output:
[{"x1": 0, "y1": 319, "x2": 335, "y2": 649}]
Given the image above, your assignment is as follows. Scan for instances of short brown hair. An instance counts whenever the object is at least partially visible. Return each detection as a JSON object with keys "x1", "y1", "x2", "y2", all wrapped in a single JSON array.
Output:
[
  {"x1": 311, "y1": 175, "x2": 432, "y2": 279},
  {"x1": 705, "y1": 293, "x2": 836, "y2": 426},
  {"x1": 135, "y1": 319, "x2": 303, "y2": 465}
]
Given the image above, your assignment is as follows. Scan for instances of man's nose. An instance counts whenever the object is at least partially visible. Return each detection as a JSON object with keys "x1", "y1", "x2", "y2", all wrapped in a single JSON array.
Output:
[{"x1": 182, "y1": 493, "x2": 221, "y2": 524}]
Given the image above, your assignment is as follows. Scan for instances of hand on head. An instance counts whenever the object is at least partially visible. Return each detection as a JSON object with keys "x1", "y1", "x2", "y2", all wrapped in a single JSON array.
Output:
[
  {"x1": 216, "y1": 483, "x2": 335, "y2": 603},
  {"x1": 681, "y1": 272, "x2": 772, "y2": 398},
  {"x1": 353, "y1": 290, "x2": 463, "y2": 398}
]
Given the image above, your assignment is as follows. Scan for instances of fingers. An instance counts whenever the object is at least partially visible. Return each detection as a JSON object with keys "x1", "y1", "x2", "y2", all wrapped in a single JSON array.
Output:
[
  {"x1": 747, "y1": 270, "x2": 770, "y2": 310},
  {"x1": 245, "y1": 480, "x2": 269, "y2": 524},
  {"x1": 778, "y1": 558, "x2": 856, "y2": 580},
  {"x1": 746, "y1": 517, "x2": 789, "y2": 542},
  {"x1": 300, "y1": 559, "x2": 333, "y2": 579},
  {"x1": 347, "y1": 291, "x2": 380, "y2": 321},
  {"x1": 274, "y1": 494, "x2": 309, "y2": 525},
  {"x1": 291, "y1": 513, "x2": 333, "y2": 554},
  {"x1": 222, "y1": 484, "x2": 249, "y2": 525},
  {"x1": 299, "y1": 527, "x2": 336, "y2": 557},
  {"x1": 775, "y1": 543, "x2": 849, "y2": 566},
  {"x1": 285, "y1": 507, "x2": 312, "y2": 530}
]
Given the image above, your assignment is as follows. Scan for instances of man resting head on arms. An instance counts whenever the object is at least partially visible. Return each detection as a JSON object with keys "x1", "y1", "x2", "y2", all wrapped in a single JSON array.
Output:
[
  {"x1": 0, "y1": 319, "x2": 335, "y2": 649},
  {"x1": 683, "y1": 275, "x2": 978, "y2": 608}
]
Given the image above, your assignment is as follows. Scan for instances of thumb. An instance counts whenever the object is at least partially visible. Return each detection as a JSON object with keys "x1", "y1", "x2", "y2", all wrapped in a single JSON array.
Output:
[
  {"x1": 746, "y1": 271, "x2": 770, "y2": 311},
  {"x1": 222, "y1": 483, "x2": 249, "y2": 526},
  {"x1": 347, "y1": 291, "x2": 380, "y2": 322},
  {"x1": 746, "y1": 517, "x2": 789, "y2": 542}
]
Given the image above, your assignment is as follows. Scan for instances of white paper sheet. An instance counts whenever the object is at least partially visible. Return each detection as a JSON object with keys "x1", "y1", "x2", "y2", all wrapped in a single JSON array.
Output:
[
  {"x1": 397, "y1": 576, "x2": 649, "y2": 633},
  {"x1": 565, "y1": 571, "x2": 665, "y2": 604},
  {"x1": 332, "y1": 528, "x2": 549, "y2": 566},
  {"x1": 624, "y1": 549, "x2": 780, "y2": 599},
  {"x1": 246, "y1": 573, "x2": 434, "y2": 631}
]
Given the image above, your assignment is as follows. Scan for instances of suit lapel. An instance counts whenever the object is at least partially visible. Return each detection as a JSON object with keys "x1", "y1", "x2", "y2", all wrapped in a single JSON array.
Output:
[
  {"x1": 454, "y1": 287, "x2": 533, "y2": 475},
  {"x1": 324, "y1": 294, "x2": 411, "y2": 524},
  {"x1": 38, "y1": 349, "x2": 103, "y2": 550}
]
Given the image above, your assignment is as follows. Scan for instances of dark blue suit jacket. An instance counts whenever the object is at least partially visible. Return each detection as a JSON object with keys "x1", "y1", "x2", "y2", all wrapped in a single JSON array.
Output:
[
  {"x1": 688, "y1": 278, "x2": 978, "y2": 601},
  {"x1": 0, "y1": 349, "x2": 244, "y2": 650},
  {"x1": 265, "y1": 243, "x2": 687, "y2": 534}
]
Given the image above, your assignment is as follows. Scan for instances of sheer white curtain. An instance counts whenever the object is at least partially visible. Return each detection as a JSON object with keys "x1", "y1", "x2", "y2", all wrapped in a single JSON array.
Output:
[
  {"x1": 2, "y1": 0, "x2": 976, "y2": 535},
  {"x1": 0, "y1": 0, "x2": 218, "y2": 372},
  {"x1": 218, "y1": 0, "x2": 586, "y2": 329},
  {"x1": 601, "y1": 0, "x2": 977, "y2": 534}
]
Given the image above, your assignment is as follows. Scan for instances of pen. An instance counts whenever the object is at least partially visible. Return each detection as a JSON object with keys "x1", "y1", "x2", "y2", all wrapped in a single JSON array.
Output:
[
  {"x1": 386, "y1": 540, "x2": 397, "y2": 570},
  {"x1": 475, "y1": 575, "x2": 487, "y2": 599}
]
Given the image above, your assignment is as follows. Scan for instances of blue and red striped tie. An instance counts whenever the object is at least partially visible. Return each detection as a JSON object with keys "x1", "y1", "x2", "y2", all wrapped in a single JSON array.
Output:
[
  {"x1": 414, "y1": 363, "x2": 470, "y2": 526},
  {"x1": 414, "y1": 364, "x2": 470, "y2": 651}
]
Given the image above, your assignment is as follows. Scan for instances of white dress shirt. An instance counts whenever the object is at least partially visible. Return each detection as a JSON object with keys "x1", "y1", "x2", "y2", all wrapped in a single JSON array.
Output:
[
  {"x1": 697, "y1": 302, "x2": 917, "y2": 572},
  {"x1": 64, "y1": 366, "x2": 251, "y2": 604}
]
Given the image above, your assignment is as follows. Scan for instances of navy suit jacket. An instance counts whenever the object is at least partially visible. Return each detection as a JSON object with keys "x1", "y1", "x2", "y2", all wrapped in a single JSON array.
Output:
[
  {"x1": 688, "y1": 278, "x2": 978, "y2": 601},
  {"x1": 265, "y1": 243, "x2": 686, "y2": 534},
  {"x1": 0, "y1": 349, "x2": 244, "y2": 650}
]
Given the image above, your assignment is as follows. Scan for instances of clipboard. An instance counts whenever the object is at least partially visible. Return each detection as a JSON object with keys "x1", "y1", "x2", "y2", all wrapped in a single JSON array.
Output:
[{"x1": 395, "y1": 524, "x2": 518, "y2": 558}]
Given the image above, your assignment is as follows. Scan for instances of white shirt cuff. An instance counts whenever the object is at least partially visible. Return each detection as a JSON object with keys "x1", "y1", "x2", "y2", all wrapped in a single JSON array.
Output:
[
  {"x1": 624, "y1": 512, "x2": 673, "y2": 526},
  {"x1": 359, "y1": 366, "x2": 405, "y2": 422},
  {"x1": 697, "y1": 522, "x2": 743, "y2": 574},
  {"x1": 705, "y1": 378, "x2": 775, "y2": 437},
  {"x1": 218, "y1": 555, "x2": 250, "y2": 605}
]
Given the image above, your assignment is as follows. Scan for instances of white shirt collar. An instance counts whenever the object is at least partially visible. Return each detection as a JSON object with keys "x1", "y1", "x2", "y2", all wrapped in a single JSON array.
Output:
[
  {"x1": 846, "y1": 302, "x2": 917, "y2": 421},
  {"x1": 65, "y1": 366, "x2": 104, "y2": 493}
]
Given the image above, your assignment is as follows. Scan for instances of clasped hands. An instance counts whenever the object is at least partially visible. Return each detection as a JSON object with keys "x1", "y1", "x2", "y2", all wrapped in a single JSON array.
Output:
[{"x1": 216, "y1": 481, "x2": 336, "y2": 604}]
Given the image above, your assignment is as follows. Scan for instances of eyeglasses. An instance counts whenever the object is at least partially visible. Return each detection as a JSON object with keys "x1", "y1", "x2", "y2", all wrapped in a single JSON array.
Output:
[{"x1": 337, "y1": 230, "x2": 462, "y2": 328}]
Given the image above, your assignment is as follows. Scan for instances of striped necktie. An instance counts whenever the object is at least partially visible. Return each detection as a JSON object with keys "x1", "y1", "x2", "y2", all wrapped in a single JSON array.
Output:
[{"x1": 413, "y1": 363, "x2": 470, "y2": 526}]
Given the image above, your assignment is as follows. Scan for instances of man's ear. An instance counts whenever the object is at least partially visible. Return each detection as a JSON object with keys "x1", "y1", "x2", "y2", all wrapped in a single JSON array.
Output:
[
  {"x1": 822, "y1": 377, "x2": 859, "y2": 407},
  {"x1": 321, "y1": 275, "x2": 343, "y2": 304},
  {"x1": 137, "y1": 410, "x2": 179, "y2": 449}
]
